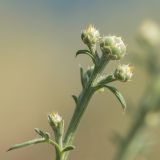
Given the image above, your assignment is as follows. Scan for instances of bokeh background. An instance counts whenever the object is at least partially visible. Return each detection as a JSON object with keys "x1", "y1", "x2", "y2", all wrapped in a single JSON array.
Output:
[{"x1": 1, "y1": 0, "x2": 160, "y2": 160}]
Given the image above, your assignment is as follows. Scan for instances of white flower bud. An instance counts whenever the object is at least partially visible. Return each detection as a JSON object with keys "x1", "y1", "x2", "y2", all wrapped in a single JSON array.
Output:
[
  {"x1": 48, "y1": 112, "x2": 62, "y2": 127},
  {"x1": 81, "y1": 25, "x2": 100, "y2": 46},
  {"x1": 48, "y1": 112, "x2": 64, "y2": 138},
  {"x1": 114, "y1": 64, "x2": 133, "y2": 82},
  {"x1": 100, "y1": 36, "x2": 126, "y2": 60}
]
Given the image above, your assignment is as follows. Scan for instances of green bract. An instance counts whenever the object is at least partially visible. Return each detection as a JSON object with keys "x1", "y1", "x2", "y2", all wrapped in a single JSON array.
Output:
[{"x1": 100, "y1": 36, "x2": 126, "y2": 60}]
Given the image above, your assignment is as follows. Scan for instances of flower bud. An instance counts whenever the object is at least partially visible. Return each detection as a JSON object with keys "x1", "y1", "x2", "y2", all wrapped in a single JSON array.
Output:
[
  {"x1": 100, "y1": 36, "x2": 126, "y2": 60},
  {"x1": 114, "y1": 64, "x2": 133, "y2": 82},
  {"x1": 48, "y1": 112, "x2": 64, "y2": 137},
  {"x1": 81, "y1": 25, "x2": 100, "y2": 46},
  {"x1": 48, "y1": 112, "x2": 62, "y2": 127}
]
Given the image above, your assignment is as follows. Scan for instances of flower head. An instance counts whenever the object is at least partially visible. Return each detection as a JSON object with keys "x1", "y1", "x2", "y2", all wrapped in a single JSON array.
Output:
[
  {"x1": 48, "y1": 112, "x2": 62, "y2": 127},
  {"x1": 48, "y1": 112, "x2": 64, "y2": 139},
  {"x1": 114, "y1": 64, "x2": 133, "y2": 82},
  {"x1": 100, "y1": 36, "x2": 126, "y2": 60},
  {"x1": 81, "y1": 25, "x2": 100, "y2": 46}
]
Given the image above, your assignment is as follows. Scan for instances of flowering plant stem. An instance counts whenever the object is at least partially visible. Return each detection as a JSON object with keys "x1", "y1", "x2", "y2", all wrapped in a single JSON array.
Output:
[
  {"x1": 8, "y1": 25, "x2": 132, "y2": 160},
  {"x1": 62, "y1": 58, "x2": 109, "y2": 160}
]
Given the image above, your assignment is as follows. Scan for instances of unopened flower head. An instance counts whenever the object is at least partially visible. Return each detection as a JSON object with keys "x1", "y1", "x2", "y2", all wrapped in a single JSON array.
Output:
[
  {"x1": 81, "y1": 25, "x2": 100, "y2": 46},
  {"x1": 100, "y1": 36, "x2": 126, "y2": 60},
  {"x1": 49, "y1": 112, "x2": 62, "y2": 126},
  {"x1": 114, "y1": 64, "x2": 133, "y2": 82}
]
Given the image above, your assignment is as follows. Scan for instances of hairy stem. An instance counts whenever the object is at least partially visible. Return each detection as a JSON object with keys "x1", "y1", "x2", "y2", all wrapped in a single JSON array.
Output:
[{"x1": 62, "y1": 57, "x2": 109, "y2": 160}]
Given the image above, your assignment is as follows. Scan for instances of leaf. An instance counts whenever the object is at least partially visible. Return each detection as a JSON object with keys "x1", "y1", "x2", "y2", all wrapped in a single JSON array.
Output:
[
  {"x1": 72, "y1": 95, "x2": 78, "y2": 104},
  {"x1": 83, "y1": 72, "x2": 89, "y2": 84},
  {"x1": 76, "y1": 49, "x2": 91, "y2": 57},
  {"x1": 34, "y1": 128, "x2": 45, "y2": 137},
  {"x1": 8, "y1": 138, "x2": 46, "y2": 151},
  {"x1": 80, "y1": 67, "x2": 85, "y2": 89},
  {"x1": 104, "y1": 85, "x2": 126, "y2": 111},
  {"x1": 62, "y1": 145, "x2": 75, "y2": 152},
  {"x1": 86, "y1": 66, "x2": 94, "y2": 78},
  {"x1": 43, "y1": 132, "x2": 50, "y2": 140},
  {"x1": 76, "y1": 50, "x2": 96, "y2": 64},
  {"x1": 34, "y1": 128, "x2": 50, "y2": 140}
]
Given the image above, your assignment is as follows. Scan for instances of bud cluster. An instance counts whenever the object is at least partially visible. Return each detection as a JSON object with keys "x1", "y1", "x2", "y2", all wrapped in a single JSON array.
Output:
[{"x1": 81, "y1": 25, "x2": 127, "y2": 61}]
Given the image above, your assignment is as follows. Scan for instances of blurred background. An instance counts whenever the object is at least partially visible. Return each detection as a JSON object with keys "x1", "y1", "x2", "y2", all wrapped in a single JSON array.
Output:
[{"x1": 1, "y1": 0, "x2": 160, "y2": 160}]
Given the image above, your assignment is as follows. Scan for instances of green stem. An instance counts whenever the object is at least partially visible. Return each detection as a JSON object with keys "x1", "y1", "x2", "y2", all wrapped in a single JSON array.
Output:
[
  {"x1": 62, "y1": 57, "x2": 109, "y2": 160},
  {"x1": 54, "y1": 129, "x2": 63, "y2": 160},
  {"x1": 56, "y1": 153, "x2": 62, "y2": 160}
]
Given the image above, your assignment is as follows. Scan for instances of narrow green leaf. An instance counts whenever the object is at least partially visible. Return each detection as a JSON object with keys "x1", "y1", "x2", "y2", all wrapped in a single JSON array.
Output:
[
  {"x1": 86, "y1": 66, "x2": 94, "y2": 78},
  {"x1": 76, "y1": 50, "x2": 96, "y2": 64},
  {"x1": 104, "y1": 85, "x2": 126, "y2": 111},
  {"x1": 34, "y1": 128, "x2": 50, "y2": 140},
  {"x1": 62, "y1": 145, "x2": 75, "y2": 152},
  {"x1": 8, "y1": 138, "x2": 46, "y2": 151},
  {"x1": 34, "y1": 128, "x2": 45, "y2": 137},
  {"x1": 80, "y1": 67, "x2": 85, "y2": 89},
  {"x1": 76, "y1": 49, "x2": 90, "y2": 57},
  {"x1": 84, "y1": 72, "x2": 89, "y2": 84},
  {"x1": 72, "y1": 95, "x2": 78, "y2": 104},
  {"x1": 43, "y1": 132, "x2": 50, "y2": 140}
]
